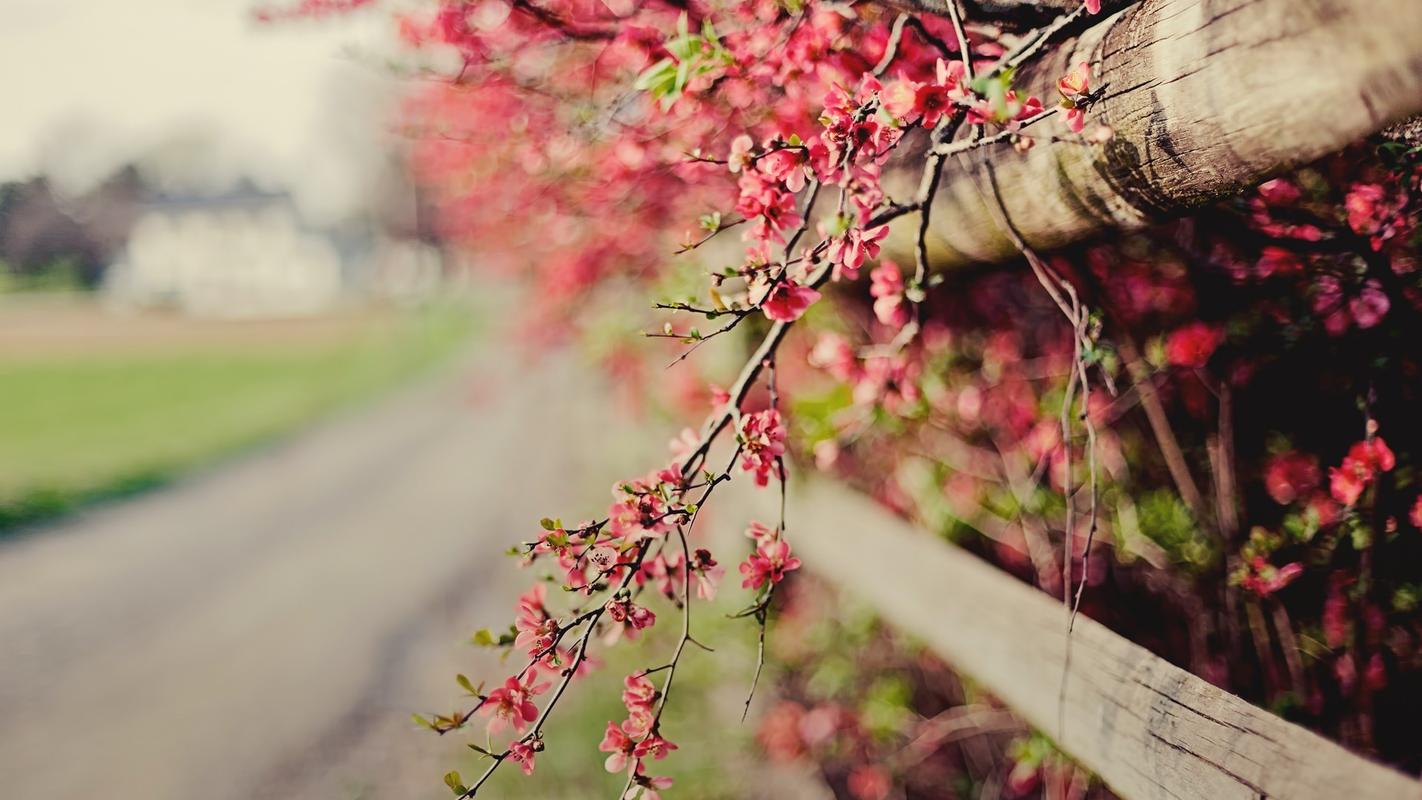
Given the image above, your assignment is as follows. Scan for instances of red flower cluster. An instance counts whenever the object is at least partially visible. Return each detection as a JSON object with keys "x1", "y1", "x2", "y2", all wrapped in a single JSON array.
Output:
[{"x1": 1329, "y1": 437, "x2": 1395, "y2": 507}]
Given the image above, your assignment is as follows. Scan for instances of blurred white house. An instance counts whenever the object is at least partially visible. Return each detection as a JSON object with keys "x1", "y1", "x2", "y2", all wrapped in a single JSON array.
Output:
[{"x1": 103, "y1": 185, "x2": 346, "y2": 318}]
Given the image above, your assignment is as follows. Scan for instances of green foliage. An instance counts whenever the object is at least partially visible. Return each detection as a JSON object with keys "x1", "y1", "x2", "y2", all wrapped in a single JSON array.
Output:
[
  {"x1": 1136, "y1": 488, "x2": 1216, "y2": 568},
  {"x1": 0, "y1": 302, "x2": 477, "y2": 532},
  {"x1": 635, "y1": 14, "x2": 733, "y2": 110}
]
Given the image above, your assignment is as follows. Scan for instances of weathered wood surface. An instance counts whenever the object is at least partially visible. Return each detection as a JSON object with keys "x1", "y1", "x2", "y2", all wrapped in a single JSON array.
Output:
[
  {"x1": 891, "y1": 0, "x2": 1422, "y2": 268},
  {"x1": 790, "y1": 479, "x2": 1422, "y2": 800}
]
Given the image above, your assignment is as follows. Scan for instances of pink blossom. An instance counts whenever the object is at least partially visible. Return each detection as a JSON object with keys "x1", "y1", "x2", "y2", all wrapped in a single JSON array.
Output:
[
  {"x1": 1056, "y1": 62, "x2": 1091, "y2": 133},
  {"x1": 481, "y1": 671, "x2": 550, "y2": 735},
  {"x1": 1349, "y1": 280, "x2": 1390, "y2": 329},
  {"x1": 827, "y1": 225, "x2": 889, "y2": 280},
  {"x1": 853, "y1": 354, "x2": 921, "y2": 413},
  {"x1": 739, "y1": 539, "x2": 802, "y2": 589},
  {"x1": 1410, "y1": 496, "x2": 1422, "y2": 529},
  {"x1": 739, "y1": 409, "x2": 788, "y2": 486},
  {"x1": 634, "y1": 732, "x2": 678, "y2": 761},
  {"x1": 848, "y1": 764, "x2": 892, "y2": 800},
  {"x1": 514, "y1": 584, "x2": 559, "y2": 658},
  {"x1": 1057, "y1": 62, "x2": 1090, "y2": 100},
  {"x1": 1345, "y1": 182, "x2": 1407, "y2": 248},
  {"x1": 809, "y1": 333, "x2": 859, "y2": 381},
  {"x1": 507, "y1": 739, "x2": 538, "y2": 775},
  {"x1": 1255, "y1": 246, "x2": 1303, "y2": 278},
  {"x1": 625, "y1": 765, "x2": 674, "y2": 800},
  {"x1": 1263, "y1": 452, "x2": 1320, "y2": 505},
  {"x1": 1085, "y1": 0, "x2": 1102, "y2": 12},
  {"x1": 760, "y1": 280, "x2": 821, "y2": 322},
  {"x1": 1239, "y1": 556, "x2": 1303, "y2": 597},
  {"x1": 745, "y1": 520, "x2": 778, "y2": 546},
  {"x1": 759, "y1": 146, "x2": 809, "y2": 192},
  {"x1": 622, "y1": 673, "x2": 657, "y2": 710},
  {"x1": 599, "y1": 720, "x2": 637, "y2": 773},
  {"x1": 869, "y1": 259, "x2": 910, "y2": 327},
  {"x1": 689, "y1": 547, "x2": 724, "y2": 600},
  {"x1": 1330, "y1": 465, "x2": 1367, "y2": 506},
  {"x1": 605, "y1": 596, "x2": 656, "y2": 638},
  {"x1": 1165, "y1": 322, "x2": 1223, "y2": 368},
  {"x1": 727, "y1": 134, "x2": 754, "y2": 174}
]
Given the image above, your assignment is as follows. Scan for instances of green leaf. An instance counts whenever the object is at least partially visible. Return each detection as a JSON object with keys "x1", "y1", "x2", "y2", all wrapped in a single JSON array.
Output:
[
  {"x1": 444, "y1": 771, "x2": 467, "y2": 794},
  {"x1": 633, "y1": 58, "x2": 675, "y2": 92},
  {"x1": 472, "y1": 628, "x2": 497, "y2": 647},
  {"x1": 455, "y1": 674, "x2": 478, "y2": 694}
]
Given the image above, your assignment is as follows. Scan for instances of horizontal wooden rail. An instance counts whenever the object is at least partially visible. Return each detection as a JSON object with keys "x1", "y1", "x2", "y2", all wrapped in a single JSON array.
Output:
[
  {"x1": 884, "y1": 0, "x2": 1422, "y2": 268},
  {"x1": 788, "y1": 480, "x2": 1422, "y2": 800}
]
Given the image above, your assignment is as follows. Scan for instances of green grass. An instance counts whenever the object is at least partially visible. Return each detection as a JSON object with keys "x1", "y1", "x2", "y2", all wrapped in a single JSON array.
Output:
[{"x1": 0, "y1": 303, "x2": 478, "y2": 530}]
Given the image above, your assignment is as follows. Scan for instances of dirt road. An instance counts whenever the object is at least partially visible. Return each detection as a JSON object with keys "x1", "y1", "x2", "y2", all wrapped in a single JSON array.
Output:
[{"x1": 0, "y1": 346, "x2": 647, "y2": 799}]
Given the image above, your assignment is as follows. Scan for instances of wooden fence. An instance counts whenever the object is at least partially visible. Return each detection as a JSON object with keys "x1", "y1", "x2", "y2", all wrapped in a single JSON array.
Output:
[
  {"x1": 886, "y1": 0, "x2": 1422, "y2": 269},
  {"x1": 789, "y1": 480, "x2": 1422, "y2": 800}
]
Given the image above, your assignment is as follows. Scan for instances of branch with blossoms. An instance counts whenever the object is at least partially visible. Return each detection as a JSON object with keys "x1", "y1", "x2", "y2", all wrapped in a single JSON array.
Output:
[{"x1": 378, "y1": 0, "x2": 1126, "y2": 793}]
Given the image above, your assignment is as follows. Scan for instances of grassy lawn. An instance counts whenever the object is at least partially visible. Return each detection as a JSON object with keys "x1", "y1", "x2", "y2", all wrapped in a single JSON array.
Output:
[{"x1": 0, "y1": 297, "x2": 478, "y2": 530}]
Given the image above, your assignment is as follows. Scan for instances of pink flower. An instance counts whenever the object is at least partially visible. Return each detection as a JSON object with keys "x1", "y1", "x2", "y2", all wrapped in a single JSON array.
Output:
[
  {"x1": 727, "y1": 134, "x2": 754, "y2": 174},
  {"x1": 622, "y1": 673, "x2": 657, "y2": 710},
  {"x1": 689, "y1": 547, "x2": 724, "y2": 600},
  {"x1": 481, "y1": 671, "x2": 550, "y2": 735},
  {"x1": 739, "y1": 409, "x2": 788, "y2": 486},
  {"x1": 1165, "y1": 322, "x2": 1223, "y2": 368},
  {"x1": 869, "y1": 259, "x2": 910, "y2": 328},
  {"x1": 625, "y1": 765, "x2": 674, "y2": 800},
  {"x1": 848, "y1": 764, "x2": 892, "y2": 800},
  {"x1": 1057, "y1": 62, "x2": 1090, "y2": 102},
  {"x1": 1410, "y1": 496, "x2": 1422, "y2": 529},
  {"x1": 514, "y1": 584, "x2": 559, "y2": 658},
  {"x1": 760, "y1": 146, "x2": 808, "y2": 192},
  {"x1": 809, "y1": 333, "x2": 859, "y2": 381},
  {"x1": 1349, "y1": 280, "x2": 1390, "y2": 329},
  {"x1": 599, "y1": 721, "x2": 637, "y2": 773},
  {"x1": 739, "y1": 539, "x2": 802, "y2": 590},
  {"x1": 904, "y1": 60, "x2": 963, "y2": 129},
  {"x1": 634, "y1": 732, "x2": 678, "y2": 761},
  {"x1": 605, "y1": 596, "x2": 656, "y2": 638},
  {"x1": 1264, "y1": 452, "x2": 1320, "y2": 505},
  {"x1": 1255, "y1": 246, "x2": 1303, "y2": 278},
  {"x1": 507, "y1": 739, "x2": 538, "y2": 775},
  {"x1": 760, "y1": 279, "x2": 821, "y2": 322},
  {"x1": 827, "y1": 225, "x2": 889, "y2": 280},
  {"x1": 1085, "y1": 0, "x2": 1102, "y2": 12},
  {"x1": 1239, "y1": 556, "x2": 1303, "y2": 597},
  {"x1": 1330, "y1": 465, "x2": 1367, "y2": 506},
  {"x1": 1328, "y1": 437, "x2": 1394, "y2": 506},
  {"x1": 745, "y1": 520, "x2": 778, "y2": 546}
]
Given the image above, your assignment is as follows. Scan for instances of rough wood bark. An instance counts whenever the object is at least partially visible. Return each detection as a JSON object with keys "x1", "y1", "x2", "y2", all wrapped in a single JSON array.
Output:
[
  {"x1": 789, "y1": 480, "x2": 1422, "y2": 800},
  {"x1": 890, "y1": 0, "x2": 1422, "y2": 268}
]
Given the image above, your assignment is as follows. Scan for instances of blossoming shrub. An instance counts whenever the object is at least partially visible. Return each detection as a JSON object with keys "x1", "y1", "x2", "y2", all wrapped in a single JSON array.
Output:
[
  {"x1": 270, "y1": 0, "x2": 1422, "y2": 792},
  {"x1": 793, "y1": 141, "x2": 1422, "y2": 773}
]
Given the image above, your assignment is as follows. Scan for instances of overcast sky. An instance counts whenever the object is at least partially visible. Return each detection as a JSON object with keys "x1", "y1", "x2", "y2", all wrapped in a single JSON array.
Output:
[{"x1": 0, "y1": 0, "x2": 403, "y2": 222}]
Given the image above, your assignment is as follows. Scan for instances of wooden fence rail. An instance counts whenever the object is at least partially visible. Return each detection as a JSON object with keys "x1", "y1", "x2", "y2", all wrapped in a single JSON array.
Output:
[
  {"x1": 885, "y1": 0, "x2": 1422, "y2": 269},
  {"x1": 789, "y1": 480, "x2": 1422, "y2": 800}
]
